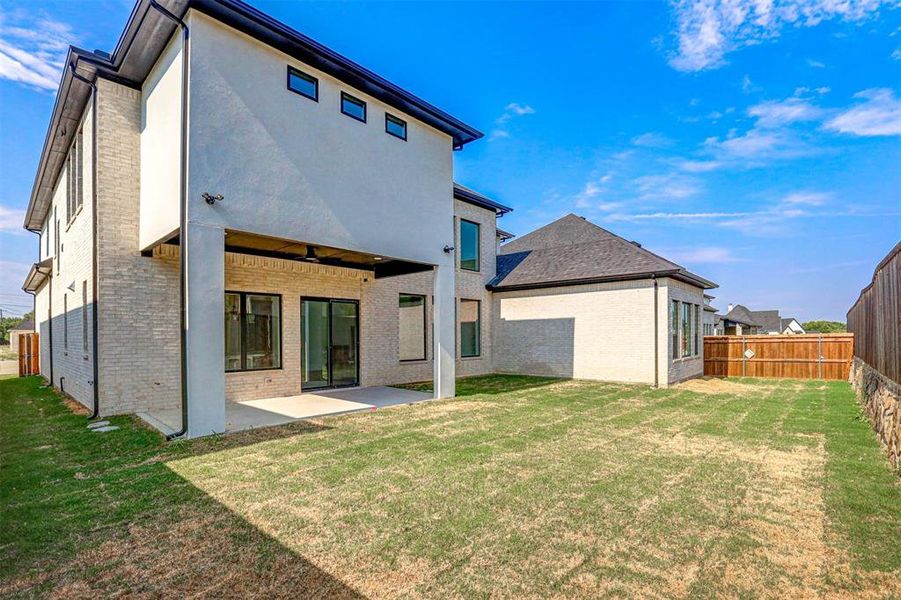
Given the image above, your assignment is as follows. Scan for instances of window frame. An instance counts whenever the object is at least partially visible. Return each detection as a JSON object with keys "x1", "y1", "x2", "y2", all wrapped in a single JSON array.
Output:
[
  {"x1": 287, "y1": 66, "x2": 319, "y2": 101},
  {"x1": 385, "y1": 113, "x2": 407, "y2": 140},
  {"x1": 459, "y1": 218, "x2": 481, "y2": 272},
  {"x1": 459, "y1": 298, "x2": 481, "y2": 358},
  {"x1": 224, "y1": 290, "x2": 283, "y2": 373},
  {"x1": 66, "y1": 129, "x2": 83, "y2": 225},
  {"x1": 398, "y1": 293, "x2": 427, "y2": 362},
  {"x1": 681, "y1": 302, "x2": 691, "y2": 358},
  {"x1": 340, "y1": 92, "x2": 367, "y2": 123},
  {"x1": 693, "y1": 304, "x2": 700, "y2": 356},
  {"x1": 671, "y1": 300, "x2": 679, "y2": 360}
]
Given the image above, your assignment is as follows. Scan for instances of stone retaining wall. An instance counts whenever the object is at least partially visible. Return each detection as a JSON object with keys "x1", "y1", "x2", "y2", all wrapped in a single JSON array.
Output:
[{"x1": 850, "y1": 357, "x2": 901, "y2": 472}]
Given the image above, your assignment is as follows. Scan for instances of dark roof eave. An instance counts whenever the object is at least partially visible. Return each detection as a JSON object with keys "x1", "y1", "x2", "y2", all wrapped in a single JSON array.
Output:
[
  {"x1": 453, "y1": 184, "x2": 513, "y2": 215},
  {"x1": 22, "y1": 258, "x2": 53, "y2": 293},
  {"x1": 488, "y1": 270, "x2": 672, "y2": 292}
]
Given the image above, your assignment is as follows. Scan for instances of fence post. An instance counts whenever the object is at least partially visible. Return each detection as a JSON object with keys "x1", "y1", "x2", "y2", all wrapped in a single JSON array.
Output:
[
  {"x1": 741, "y1": 336, "x2": 746, "y2": 377},
  {"x1": 817, "y1": 334, "x2": 822, "y2": 380}
]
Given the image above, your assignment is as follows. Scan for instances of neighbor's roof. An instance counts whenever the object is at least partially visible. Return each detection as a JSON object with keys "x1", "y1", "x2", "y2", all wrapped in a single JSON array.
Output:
[
  {"x1": 11, "y1": 319, "x2": 35, "y2": 332},
  {"x1": 24, "y1": 0, "x2": 484, "y2": 231},
  {"x1": 748, "y1": 309, "x2": 782, "y2": 333},
  {"x1": 453, "y1": 184, "x2": 513, "y2": 216},
  {"x1": 781, "y1": 317, "x2": 802, "y2": 331},
  {"x1": 721, "y1": 304, "x2": 760, "y2": 327},
  {"x1": 488, "y1": 214, "x2": 717, "y2": 291}
]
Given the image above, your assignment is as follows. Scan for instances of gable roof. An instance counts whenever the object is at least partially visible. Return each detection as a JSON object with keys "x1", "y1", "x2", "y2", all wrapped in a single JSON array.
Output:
[
  {"x1": 489, "y1": 214, "x2": 716, "y2": 291},
  {"x1": 24, "y1": 0, "x2": 484, "y2": 231},
  {"x1": 748, "y1": 309, "x2": 782, "y2": 333},
  {"x1": 11, "y1": 319, "x2": 35, "y2": 332},
  {"x1": 781, "y1": 317, "x2": 803, "y2": 331},
  {"x1": 721, "y1": 304, "x2": 759, "y2": 327}
]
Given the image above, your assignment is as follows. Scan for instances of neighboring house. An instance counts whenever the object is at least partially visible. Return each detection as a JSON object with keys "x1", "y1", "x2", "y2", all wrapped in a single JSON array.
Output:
[
  {"x1": 20, "y1": 0, "x2": 716, "y2": 438},
  {"x1": 489, "y1": 214, "x2": 716, "y2": 386},
  {"x1": 715, "y1": 304, "x2": 761, "y2": 335},
  {"x1": 714, "y1": 304, "x2": 805, "y2": 335},
  {"x1": 702, "y1": 294, "x2": 718, "y2": 336},
  {"x1": 7, "y1": 319, "x2": 35, "y2": 354}
]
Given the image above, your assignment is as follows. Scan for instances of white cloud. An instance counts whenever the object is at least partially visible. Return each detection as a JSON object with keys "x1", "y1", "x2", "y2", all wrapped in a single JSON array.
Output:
[
  {"x1": 668, "y1": 0, "x2": 891, "y2": 72},
  {"x1": 675, "y1": 159, "x2": 724, "y2": 172},
  {"x1": 782, "y1": 191, "x2": 830, "y2": 205},
  {"x1": 490, "y1": 102, "x2": 536, "y2": 140},
  {"x1": 0, "y1": 15, "x2": 75, "y2": 91},
  {"x1": 824, "y1": 88, "x2": 901, "y2": 136},
  {"x1": 632, "y1": 132, "x2": 674, "y2": 147},
  {"x1": 662, "y1": 246, "x2": 744, "y2": 264},
  {"x1": 0, "y1": 204, "x2": 24, "y2": 232},
  {"x1": 633, "y1": 173, "x2": 703, "y2": 200},
  {"x1": 893, "y1": 48, "x2": 901, "y2": 60},
  {"x1": 748, "y1": 97, "x2": 825, "y2": 127},
  {"x1": 806, "y1": 58, "x2": 826, "y2": 68}
]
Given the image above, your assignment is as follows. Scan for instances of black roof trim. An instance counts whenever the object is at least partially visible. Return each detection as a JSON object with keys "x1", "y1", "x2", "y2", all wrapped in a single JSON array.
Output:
[
  {"x1": 453, "y1": 183, "x2": 513, "y2": 215},
  {"x1": 487, "y1": 269, "x2": 713, "y2": 292}
]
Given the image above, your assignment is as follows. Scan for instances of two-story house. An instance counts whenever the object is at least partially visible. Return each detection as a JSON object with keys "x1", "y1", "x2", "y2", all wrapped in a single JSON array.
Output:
[{"x1": 21, "y1": 0, "x2": 716, "y2": 439}]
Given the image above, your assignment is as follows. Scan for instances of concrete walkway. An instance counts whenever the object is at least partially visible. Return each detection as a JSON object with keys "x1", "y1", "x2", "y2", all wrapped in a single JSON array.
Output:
[{"x1": 139, "y1": 385, "x2": 432, "y2": 436}]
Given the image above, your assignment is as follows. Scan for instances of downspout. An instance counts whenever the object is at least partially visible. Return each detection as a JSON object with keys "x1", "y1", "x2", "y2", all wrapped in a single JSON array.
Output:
[
  {"x1": 149, "y1": 0, "x2": 190, "y2": 440},
  {"x1": 653, "y1": 275, "x2": 659, "y2": 388},
  {"x1": 69, "y1": 63, "x2": 101, "y2": 420}
]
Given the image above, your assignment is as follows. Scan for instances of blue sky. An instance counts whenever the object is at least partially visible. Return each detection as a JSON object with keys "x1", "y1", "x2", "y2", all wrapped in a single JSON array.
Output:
[{"x1": 1, "y1": 0, "x2": 899, "y2": 322}]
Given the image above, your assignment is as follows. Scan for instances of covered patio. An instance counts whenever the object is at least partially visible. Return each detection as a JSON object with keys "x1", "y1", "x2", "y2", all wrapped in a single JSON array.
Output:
[{"x1": 139, "y1": 385, "x2": 432, "y2": 436}]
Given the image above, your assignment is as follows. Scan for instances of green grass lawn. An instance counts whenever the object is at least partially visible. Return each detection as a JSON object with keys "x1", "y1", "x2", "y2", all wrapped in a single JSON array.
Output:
[{"x1": 1, "y1": 374, "x2": 899, "y2": 598}]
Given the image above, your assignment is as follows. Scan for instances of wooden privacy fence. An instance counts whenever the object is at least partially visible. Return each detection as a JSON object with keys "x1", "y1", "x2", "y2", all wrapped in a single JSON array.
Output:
[
  {"x1": 17, "y1": 332, "x2": 40, "y2": 377},
  {"x1": 847, "y1": 241, "x2": 900, "y2": 385},
  {"x1": 703, "y1": 333, "x2": 854, "y2": 380}
]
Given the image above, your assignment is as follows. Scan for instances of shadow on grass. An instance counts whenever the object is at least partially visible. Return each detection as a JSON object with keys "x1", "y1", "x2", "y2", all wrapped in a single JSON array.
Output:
[
  {"x1": 0, "y1": 376, "x2": 364, "y2": 598},
  {"x1": 395, "y1": 373, "x2": 564, "y2": 397}
]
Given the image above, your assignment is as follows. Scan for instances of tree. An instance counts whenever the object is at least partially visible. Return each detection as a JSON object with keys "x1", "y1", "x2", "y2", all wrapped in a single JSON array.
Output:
[
  {"x1": 0, "y1": 311, "x2": 34, "y2": 344},
  {"x1": 801, "y1": 320, "x2": 846, "y2": 333}
]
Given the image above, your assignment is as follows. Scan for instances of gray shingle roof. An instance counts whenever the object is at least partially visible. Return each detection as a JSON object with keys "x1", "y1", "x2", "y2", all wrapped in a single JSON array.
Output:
[
  {"x1": 721, "y1": 304, "x2": 760, "y2": 327},
  {"x1": 748, "y1": 310, "x2": 782, "y2": 333},
  {"x1": 490, "y1": 214, "x2": 716, "y2": 291}
]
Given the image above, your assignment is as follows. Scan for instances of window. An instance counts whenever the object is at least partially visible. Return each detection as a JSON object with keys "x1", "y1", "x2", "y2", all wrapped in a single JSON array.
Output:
[
  {"x1": 43, "y1": 221, "x2": 49, "y2": 258},
  {"x1": 694, "y1": 304, "x2": 700, "y2": 356},
  {"x1": 63, "y1": 294, "x2": 68, "y2": 350},
  {"x1": 82, "y1": 281, "x2": 89, "y2": 354},
  {"x1": 340, "y1": 92, "x2": 366, "y2": 122},
  {"x1": 459, "y1": 219, "x2": 480, "y2": 271},
  {"x1": 399, "y1": 294, "x2": 426, "y2": 361},
  {"x1": 460, "y1": 299, "x2": 480, "y2": 357},
  {"x1": 385, "y1": 113, "x2": 407, "y2": 140},
  {"x1": 66, "y1": 130, "x2": 83, "y2": 222},
  {"x1": 54, "y1": 209, "x2": 60, "y2": 274},
  {"x1": 682, "y1": 302, "x2": 691, "y2": 357},
  {"x1": 287, "y1": 66, "x2": 318, "y2": 101},
  {"x1": 671, "y1": 300, "x2": 679, "y2": 359},
  {"x1": 224, "y1": 292, "x2": 282, "y2": 371}
]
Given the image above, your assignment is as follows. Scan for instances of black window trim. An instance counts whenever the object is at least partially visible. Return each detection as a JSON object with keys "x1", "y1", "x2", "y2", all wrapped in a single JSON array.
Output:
[
  {"x1": 225, "y1": 290, "x2": 284, "y2": 373},
  {"x1": 340, "y1": 91, "x2": 367, "y2": 123},
  {"x1": 385, "y1": 113, "x2": 407, "y2": 140},
  {"x1": 398, "y1": 292, "x2": 427, "y2": 362},
  {"x1": 459, "y1": 218, "x2": 481, "y2": 272},
  {"x1": 287, "y1": 65, "x2": 319, "y2": 102},
  {"x1": 460, "y1": 298, "x2": 481, "y2": 358}
]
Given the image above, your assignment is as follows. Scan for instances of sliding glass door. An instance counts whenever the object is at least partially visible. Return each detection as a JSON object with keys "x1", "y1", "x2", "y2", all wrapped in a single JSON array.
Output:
[{"x1": 301, "y1": 298, "x2": 359, "y2": 390}]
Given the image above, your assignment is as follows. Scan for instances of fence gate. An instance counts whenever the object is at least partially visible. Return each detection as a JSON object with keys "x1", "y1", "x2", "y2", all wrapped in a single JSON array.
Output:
[
  {"x1": 703, "y1": 333, "x2": 853, "y2": 380},
  {"x1": 17, "y1": 332, "x2": 40, "y2": 377}
]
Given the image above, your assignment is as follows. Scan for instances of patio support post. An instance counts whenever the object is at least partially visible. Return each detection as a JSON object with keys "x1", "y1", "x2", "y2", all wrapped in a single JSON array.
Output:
[
  {"x1": 185, "y1": 223, "x2": 226, "y2": 437},
  {"x1": 432, "y1": 264, "x2": 456, "y2": 399}
]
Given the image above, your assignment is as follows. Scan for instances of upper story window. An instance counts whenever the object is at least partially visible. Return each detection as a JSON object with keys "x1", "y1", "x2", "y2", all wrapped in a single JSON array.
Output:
[
  {"x1": 341, "y1": 92, "x2": 366, "y2": 122},
  {"x1": 66, "y1": 129, "x2": 83, "y2": 223},
  {"x1": 287, "y1": 66, "x2": 318, "y2": 101},
  {"x1": 459, "y1": 219, "x2": 480, "y2": 271},
  {"x1": 385, "y1": 113, "x2": 407, "y2": 140}
]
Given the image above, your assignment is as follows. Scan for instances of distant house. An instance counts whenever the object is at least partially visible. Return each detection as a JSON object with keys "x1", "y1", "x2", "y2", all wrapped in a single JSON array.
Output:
[
  {"x1": 702, "y1": 294, "x2": 718, "y2": 336},
  {"x1": 714, "y1": 305, "x2": 805, "y2": 335},
  {"x1": 8, "y1": 318, "x2": 35, "y2": 353}
]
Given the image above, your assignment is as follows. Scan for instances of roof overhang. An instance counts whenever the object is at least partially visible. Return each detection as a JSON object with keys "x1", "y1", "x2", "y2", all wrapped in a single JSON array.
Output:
[
  {"x1": 488, "y1": 269, "x2": 716, "y2": 293},
  {"x1": 22, "y1": 258, "x2": 53, "y2": 293},
  {"x1": 496, "y1": 228, "x2": 515, "y2": 241},
  {"x1": 24, "y1": 0, "x2": 484, "y2": 232},
  {"x1": 453, "y1": 183, "x2": 513, "y2": 216}
]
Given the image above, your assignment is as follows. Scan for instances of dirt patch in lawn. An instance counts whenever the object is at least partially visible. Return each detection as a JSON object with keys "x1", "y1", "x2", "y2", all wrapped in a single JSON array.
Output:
[{"x1": 675, "y1": 377, "x2": 774, "y2": 396}]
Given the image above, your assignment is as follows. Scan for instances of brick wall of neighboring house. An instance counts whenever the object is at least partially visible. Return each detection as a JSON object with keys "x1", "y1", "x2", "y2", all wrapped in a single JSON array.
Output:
[
  {"x1": 492, "y1": 280, "x2": 658, "y2": 384},
  {"x1": 664, "y1": 277, "x2": 706, "y2": 384},
  {"x1": 33, "y1": 98, "x2": 96, "y2": 408},
  {"x1": 95, "y1": 79, "x2": 181, "y2": 416}
]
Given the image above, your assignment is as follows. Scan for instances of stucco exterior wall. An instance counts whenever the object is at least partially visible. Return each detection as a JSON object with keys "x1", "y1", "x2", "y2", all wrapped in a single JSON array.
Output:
[
  {"x1": 492, "y1": 280, "x2": 658, "y2": 384},
  {"x1": 184, "y1": 10, "x2": 455, "y2": 268},
  {"x1": 32, "y1": 99, "x2": 96, "y2": 408}
]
